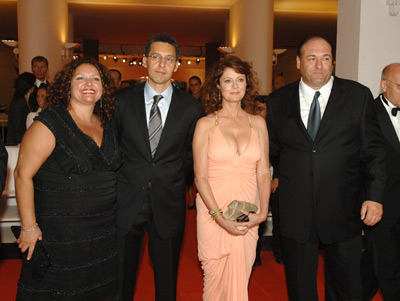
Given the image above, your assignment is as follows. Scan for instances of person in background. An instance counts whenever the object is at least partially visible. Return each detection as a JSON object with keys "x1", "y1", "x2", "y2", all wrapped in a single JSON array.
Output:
[
  {"x1": 188, "y1": 75, "x2": 202, "y2": 100},
  {"x1": 29, "y1": 56, "x2": 49, "y2": 112},
  {"x1": 186, "y1": 75, "x2": 203, "y2": 210},
  {"x1": 113, "y1": 33, "x2": 203, "y2": 301},
  {"x1": 194, "y1": 56, "x2": 270, "y2": 300},
  {"x1": 362, "y1": 63, "x2": 400, "y2": 301},
  {"x1": 26, "y1": 83, "x2": 47, "y2": 129},
  {"x1": 272, "y1": 74, "x2": 286, "y2": 91},
  {"x1": 7, "y1": 72, "x2": 35, "y2": 145},
  {"x1": 267, "y1": 36, "x2": 385, "y2": 300},
  {"x1": 252, "y1": 95, "x2": 279, "y2": 267},
  {"x1": 120, "y1": 80, "x2": 131, "y2": 89},
  {"x1": 14, "y1": 56, "x2": 122, "y2": 300},
  {"x1": 109, "y1": 69, "x2": 122, "y2": 90},
  {"x1": 0, "y1": 140, "x2": 8, "y2": 246}
]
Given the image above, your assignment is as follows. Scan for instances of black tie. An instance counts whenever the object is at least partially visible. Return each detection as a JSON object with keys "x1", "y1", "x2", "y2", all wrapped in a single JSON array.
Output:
[
  {"x1": 391, "y1": 107, "x2": 400, "y2": 117},
  {"x1": 149, "y1": 95, "x2": 163, "y2": 157},
  {"x1": 307, "y1": 91, "x2": 321, "y2": 140},
  {"x1": 381, "y1": 94, "x2": 400, "y2": 117}
]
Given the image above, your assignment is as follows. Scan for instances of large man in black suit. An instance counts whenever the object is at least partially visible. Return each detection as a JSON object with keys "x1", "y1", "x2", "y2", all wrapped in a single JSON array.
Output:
[
  {"x1": 113, "y1": 33, "x2": 203, "y2": 301},
  {"x1": 266, "y1": 36, "x2": 386, "y2": 300},
  {"x1": 362, "y1": 63, "x2": 400, "y2": 300}
]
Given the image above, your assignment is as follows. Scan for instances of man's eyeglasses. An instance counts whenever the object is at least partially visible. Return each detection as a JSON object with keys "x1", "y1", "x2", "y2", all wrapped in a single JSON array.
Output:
[
  {"x1": 385, "y1": 79, "x2": 400, "y2": 88},
  {"x1": 148, "y1": 53, "x2": 176, "y2": 64}
]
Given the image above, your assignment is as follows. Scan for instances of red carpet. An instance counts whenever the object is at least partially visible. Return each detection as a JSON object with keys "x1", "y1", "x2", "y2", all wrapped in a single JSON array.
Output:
[{"x1": 0, "y1": 207, "x2": 384, "y2": 300}]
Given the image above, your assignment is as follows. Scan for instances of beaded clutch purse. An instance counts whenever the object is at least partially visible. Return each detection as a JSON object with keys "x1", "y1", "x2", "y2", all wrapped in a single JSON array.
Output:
[
  {"x1": 223, "y1": 200, "x2": 258, "y2": 222},
  {"x1": 11, "y1": 225, "x2": 52, "y2": 281}
]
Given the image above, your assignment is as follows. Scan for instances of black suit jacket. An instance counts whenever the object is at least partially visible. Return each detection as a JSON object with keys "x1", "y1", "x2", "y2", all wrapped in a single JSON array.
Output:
[
  {"x1": 372, "y1": 95, "x2": 400, "y2": 228},
  {"x1": 113, "y1": 83, "x2": 204, "y2": 238},
  {"x1": 267, "y1": 77, "x2": 386, "y2": 244}
]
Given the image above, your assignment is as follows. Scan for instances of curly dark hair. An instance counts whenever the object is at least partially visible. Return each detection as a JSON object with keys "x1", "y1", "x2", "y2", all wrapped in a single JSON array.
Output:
[
  {"x1": 47, "y1": 57, "x2": 115, "y2": 123},
  {"x1": 202, "y1": 56, "x2": 258, "y2": 115}
]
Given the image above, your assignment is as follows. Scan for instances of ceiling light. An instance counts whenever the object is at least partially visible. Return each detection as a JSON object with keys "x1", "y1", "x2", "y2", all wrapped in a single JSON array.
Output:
[
  {"x1": 103, "y1": 55, "x2": 108, "y2": 60},
  {"x1": 187, "y1": 60, "x2": 191, "y2": 65},
  {"x1": 122, "y1": 58, "x2": 127, "y2": 63},
  {"x1": 196, "y1": 58, "x2": 200, "y2": 64},
  {"x1": 2, "y1": 39, "x2": 18, "y2": 47},
  {"x1": 113, "y1": 55, "x2": 118, "y2": 62},
  {"x1": 217, "y1": 46, "x2": 233, "y2": 54}
]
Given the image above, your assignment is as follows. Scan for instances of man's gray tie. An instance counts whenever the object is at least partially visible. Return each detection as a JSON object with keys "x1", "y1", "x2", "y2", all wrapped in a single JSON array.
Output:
[
  {"x1": 149, "y1": 95, "x2": 163, "y2": 157},
  {"x1": 307, "y1": 91, "x2": 321, "y2": 140}
]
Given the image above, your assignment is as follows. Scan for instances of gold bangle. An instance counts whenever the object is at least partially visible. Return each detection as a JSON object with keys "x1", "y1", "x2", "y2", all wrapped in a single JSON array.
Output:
[
  {"x1": 211, "y1": 209, "x2": 223, "y2": 220},
  {"x1": 209, "y1": 209, "x2": 221, "y2": 215}
]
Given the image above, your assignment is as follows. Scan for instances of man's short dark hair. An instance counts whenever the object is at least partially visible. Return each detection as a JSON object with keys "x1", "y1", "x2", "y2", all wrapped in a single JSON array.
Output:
[
  {"x1": 297, "y1": 36, "x2": 333, "y2": 58},
  {"x1": 109, "y1": 69, "x2": 122, "y2": 81},
  {"x1": 31, "y1": 56, "x2": 48, "y2": 67},
  {"x1": 145, "y1": 33, "x2": 180, "y2": 58}
]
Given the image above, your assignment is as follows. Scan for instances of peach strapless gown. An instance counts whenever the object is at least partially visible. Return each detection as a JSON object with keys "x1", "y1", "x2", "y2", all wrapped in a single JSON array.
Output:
[{"x1": 197, "y1": 115, "x2": 261, "y2": 301}]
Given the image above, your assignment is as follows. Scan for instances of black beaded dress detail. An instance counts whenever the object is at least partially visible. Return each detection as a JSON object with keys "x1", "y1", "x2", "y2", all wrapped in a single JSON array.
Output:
[{"x1": 17, "y1": 104, "x2": 122, "y2": 300}]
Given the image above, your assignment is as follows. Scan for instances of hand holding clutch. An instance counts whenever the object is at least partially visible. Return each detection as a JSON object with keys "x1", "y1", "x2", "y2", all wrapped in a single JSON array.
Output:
[
  {"x1": 11, "y1": 225, "x2": 52, "y2": 281},
  {"x1": 223, "y1": 200, "x2": 258, "y2": 222}
]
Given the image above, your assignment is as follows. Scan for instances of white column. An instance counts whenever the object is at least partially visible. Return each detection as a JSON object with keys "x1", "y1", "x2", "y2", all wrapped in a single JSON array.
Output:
[
  {"x1": 336, "y1": 0, "x2": 400, "y2": 96},
  {"x1": 17, "y1": 0, "x2": 68, "y2": 80},
  {"x1": 230, "y1": 0, "x2": 274, "y2": 94}
]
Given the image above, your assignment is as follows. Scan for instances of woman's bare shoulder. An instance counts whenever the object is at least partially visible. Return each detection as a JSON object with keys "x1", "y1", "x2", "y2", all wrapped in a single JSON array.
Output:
[{"x1": 196, "y1": 113, "x2": 217, "y2": 129}]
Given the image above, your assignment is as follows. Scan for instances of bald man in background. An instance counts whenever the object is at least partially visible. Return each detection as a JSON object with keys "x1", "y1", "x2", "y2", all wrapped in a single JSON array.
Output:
[{"x1": 362, "y1": 63, "x2": 400, "y2": 301}]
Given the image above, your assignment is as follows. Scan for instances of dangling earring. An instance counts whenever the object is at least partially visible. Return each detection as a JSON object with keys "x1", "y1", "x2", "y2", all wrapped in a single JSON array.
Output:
[
  {"x1": 218, "y1": 89, "x2": 221, "y2": 102},
  {"x1": 100, "y1": 97, "x2": 103, "y2": 110}
]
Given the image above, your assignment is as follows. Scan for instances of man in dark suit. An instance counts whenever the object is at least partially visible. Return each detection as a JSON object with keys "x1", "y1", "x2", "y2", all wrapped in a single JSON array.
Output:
[
  {"x1": 29, "y1": 56, "x2": 48, "y2": 112},
  {"x1": 266, "y1": 36, "x2": 386, "y2": 300},
  {"x1": 113, "y1": 33, "x2": 203, "y2": 301},
  {"x1": 362, "y1": 63, "x2": 400, "y2": 300}
]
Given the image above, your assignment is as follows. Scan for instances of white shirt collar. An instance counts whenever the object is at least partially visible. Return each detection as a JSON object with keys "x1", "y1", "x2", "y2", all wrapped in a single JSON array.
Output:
[
  {"x1": 35, "y1": 79, "x2": 47, "y2": 88},
  {"x1": 299, "y1": 76, "x2": 334, "y2": 103},
  {"x1": 144, "y1": 81, "x2": 173, "y2": 105}
]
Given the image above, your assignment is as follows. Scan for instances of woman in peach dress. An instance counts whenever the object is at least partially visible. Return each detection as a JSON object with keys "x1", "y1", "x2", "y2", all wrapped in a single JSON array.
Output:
[{"x1": 193, "y1": 56, "x2": 271, "y2": 301}]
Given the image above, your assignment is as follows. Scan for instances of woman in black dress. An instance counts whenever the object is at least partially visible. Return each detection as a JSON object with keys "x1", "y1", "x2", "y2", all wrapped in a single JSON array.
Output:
[
  {"x1": 14, "y1": 57, "x2": 122, "y2": 300},
  {"x1": 7, "y1": 72, "x2": 36, "y2": 144}
]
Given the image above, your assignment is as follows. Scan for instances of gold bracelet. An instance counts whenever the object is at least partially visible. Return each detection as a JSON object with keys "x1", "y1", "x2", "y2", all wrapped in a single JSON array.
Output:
[
  {"x1": 209, "y1": 209, "x2": 221, "y2": 216},
  {"x1": 21, "y1": 223, "x2": 39, "y2": 232},
  {"x1": 211, "y1": 209, "x2": 223, "y2": 220}
]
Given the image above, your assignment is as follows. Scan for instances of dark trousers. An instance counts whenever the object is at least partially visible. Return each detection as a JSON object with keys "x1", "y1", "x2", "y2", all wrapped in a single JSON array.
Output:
[
  {"x1": 117, "y1": 192, "x2": 184, "y2": 301},
  {"x1": 270, "y1": 187, "x2": 282, "y2": 256},
  {"x1": 362, "y1": 223, "x2": 400, "y2": 301},
  {"x1": 282, "y1": 230, "x2": 362, "y2": 301}
]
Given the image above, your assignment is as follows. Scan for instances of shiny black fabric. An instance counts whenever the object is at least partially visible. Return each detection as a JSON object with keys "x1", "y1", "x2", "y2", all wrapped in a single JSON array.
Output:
[{"x1": 17, "y1": 104, "x2": 122, "y2": 300}]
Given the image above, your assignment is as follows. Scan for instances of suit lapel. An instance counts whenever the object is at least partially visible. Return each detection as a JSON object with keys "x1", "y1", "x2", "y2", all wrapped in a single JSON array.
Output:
[
  {"x1": 132, "y1": 84, "x2": 152, "y2": 153},
  {"x1": 290, "y1": 81, "x2": 311, "y2": 140},
  {"x1": 317, "y1": 77, "x2": 341, "y2": 132},
  {"x1": 155, "y1": 87, "x2": 181, "y2": 156},
  {"x1": 375, "y1": 97, "x2": 400, "y2": 154}
]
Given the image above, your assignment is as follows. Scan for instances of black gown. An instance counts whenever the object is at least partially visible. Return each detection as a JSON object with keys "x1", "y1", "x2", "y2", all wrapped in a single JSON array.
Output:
[{"x1": 17, "y1": 104, "x2": 122, "y2": 300}]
